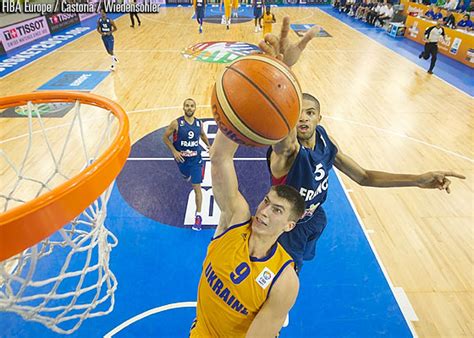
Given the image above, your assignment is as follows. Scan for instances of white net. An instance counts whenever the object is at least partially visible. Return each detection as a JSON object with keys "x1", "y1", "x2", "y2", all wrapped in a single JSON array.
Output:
[{"x1": 0, "y1": 98, "x2": 122, "y2": 334}]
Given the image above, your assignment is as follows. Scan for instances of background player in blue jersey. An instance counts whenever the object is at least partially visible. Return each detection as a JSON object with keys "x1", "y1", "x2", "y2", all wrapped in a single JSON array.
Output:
[
  {"x1": 253, "y1": 0, "x2": 264, "y2": 32},
  {"x1": 262, "y1": 17, "x2": 466, "y2": 272},
  {"x1": 163, "y1": 98, "x2": 211, "y2": 230},
  {"x1": 194, "y1": 0, "x2": 206, "y2": 34},
  {"x1": 97, "y1": 8, "x2": 119, "y2": 71}
]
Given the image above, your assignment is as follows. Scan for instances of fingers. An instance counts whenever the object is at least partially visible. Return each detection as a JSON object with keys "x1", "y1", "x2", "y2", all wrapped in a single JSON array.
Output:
[
  {"x1": 258, "y1": 40, "x2": 276, "y2": 56},
  {"x1": 444, "y1": 171, "x2": 466, "y2": 179},
  {"x1": 280, "y1": 16, "x2": 290, "y2": 41},
  {"x1": 297, "y1": 25, "x2": 319, "y2": 51},
  {"x1": 442, "y1": 178, "x2": 451, "y2": 193},
  {"x1": 262, "y1": 34, "x2": 280, "y2": 55}
]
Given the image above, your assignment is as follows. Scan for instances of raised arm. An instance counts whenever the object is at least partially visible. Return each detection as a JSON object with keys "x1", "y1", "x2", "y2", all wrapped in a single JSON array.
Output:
[
  {"x1": 332, "y1": 137, "x2": 465, "y2": 193},
  {"x1": 269, "y1": 128, "x2": 299, "y2": 179},
  {"x1": 210, "y1": 131, "x2": 250, "y2": 237},
  {"x1": 246, "y1": 266, "x2": 299, "y2": 337}
]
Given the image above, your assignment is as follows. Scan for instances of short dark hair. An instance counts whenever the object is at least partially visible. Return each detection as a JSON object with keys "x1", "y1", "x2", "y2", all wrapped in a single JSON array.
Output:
[
  {"x1": 271, "y1": 185, "x2": 305, "y2": 221},
  {"x1": 302, "y1": 93, "x2": 321, "y2": 113},
  {"x1": 183, "y1": 98, "x2": 196, "y2": 106}
]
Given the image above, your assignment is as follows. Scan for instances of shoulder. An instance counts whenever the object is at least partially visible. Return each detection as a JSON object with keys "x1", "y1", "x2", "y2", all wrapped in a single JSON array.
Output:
[{"x1": 269, "y1": 263, "x2": 299, "y2": 300}]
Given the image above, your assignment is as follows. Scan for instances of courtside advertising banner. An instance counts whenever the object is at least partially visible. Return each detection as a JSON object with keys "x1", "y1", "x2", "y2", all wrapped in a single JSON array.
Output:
[
  {"x1": 45, "y1": 13, "x2": 80, "y2": 34},
  {"x1": 0, "y1": 16, "x2": 50, "y2": 52}
]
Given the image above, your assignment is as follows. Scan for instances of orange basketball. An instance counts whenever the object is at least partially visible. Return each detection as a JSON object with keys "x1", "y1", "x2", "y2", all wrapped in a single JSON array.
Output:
[{"x1": 211, "y1": 54, "x2": 302, "y2": 147}]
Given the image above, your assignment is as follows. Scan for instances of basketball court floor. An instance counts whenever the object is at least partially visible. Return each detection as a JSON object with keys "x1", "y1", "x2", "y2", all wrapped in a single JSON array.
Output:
[{"x1": 0, "y1": 5, "x2": 473, "y2": 337}]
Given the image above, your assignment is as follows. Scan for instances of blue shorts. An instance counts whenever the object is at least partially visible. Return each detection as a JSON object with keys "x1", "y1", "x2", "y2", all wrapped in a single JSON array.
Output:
[
  {"x1": 254, "y1": 7, "x2": 263, "y2": 18},
  {"x1": 196, "y1": 7, "x2": 205, "y2": 19},
  {"x1": 102, "y1": 34, "x2": 114, "y2": 54},
  {"x1": 177, "y1": 159, "x2": 203, "y2": 185},
  {"x1": 278, "y1": 207, "x2": 327, "y2": 272}
]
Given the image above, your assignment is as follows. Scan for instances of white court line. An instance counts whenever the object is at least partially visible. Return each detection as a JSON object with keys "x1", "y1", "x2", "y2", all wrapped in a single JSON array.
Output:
[
  {"x1": 394, "y1": 287, "x2": 419, "y2": 322},
  {"x1": 103, "y1": 301, "x2": 197, "y2": 338},
  {"x1": 316, "y1": 8, "x2": 473, "y2": 97},
  {"x1": 334, "y1": 170, "x2": 419, "y2": 337},
  {"x1": 324, "y1": 115, "x2": 474, "y2": 163},
  {"x1": 2, "y1": 104, "x2": 472, "y2": 164}
]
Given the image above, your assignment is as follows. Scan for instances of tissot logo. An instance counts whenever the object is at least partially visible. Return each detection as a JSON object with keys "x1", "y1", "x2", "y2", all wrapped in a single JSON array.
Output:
[
  {"x1": 4, "y1": 29, "x2": 17, "y2": 40},
  {"x1": 3, "y1": 20, "x2": 45, "y2": 41},
  {"x1": 49, "y1": 13, "x2": 78, "y2": 24}
]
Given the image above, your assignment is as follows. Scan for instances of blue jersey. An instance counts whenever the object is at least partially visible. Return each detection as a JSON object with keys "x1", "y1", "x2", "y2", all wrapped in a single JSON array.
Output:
[
  {"x1": 268, "y1": 125, "x2": 338, "y2": 223},
  {"x1": 173, "y1": 116, "x2": 202, "y2": 162},
  {"x1": 98, "y1": 18, "x2": 113, "y2": 34}
]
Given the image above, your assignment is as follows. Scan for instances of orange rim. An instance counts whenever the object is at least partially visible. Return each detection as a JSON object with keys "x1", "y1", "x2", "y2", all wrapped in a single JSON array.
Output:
[{"x1": 0, "y1": 91, "x2": 131, "y2": 262}]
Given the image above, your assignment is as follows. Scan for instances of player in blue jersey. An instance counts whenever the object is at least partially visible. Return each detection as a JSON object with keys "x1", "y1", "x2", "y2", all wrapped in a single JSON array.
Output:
[
  {"x1": 262, "y1": 17, "x2": 466, "y2": 272},
  {"x1": 253, "y1": 0, "x2": 264, "y2": 32},
  {"x1": 97, "y1": 8, "x2": 119, "y2": 71},
  {"x1": 194, "y1": 0, "x2": 206, "y2": 33},
  {"x1": 163, "y1": 98, "x2": 211, "y2": 231}
]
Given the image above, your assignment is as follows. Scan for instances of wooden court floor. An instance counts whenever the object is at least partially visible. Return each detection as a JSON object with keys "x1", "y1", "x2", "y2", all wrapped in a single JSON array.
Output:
[{"x1": 0, "y1": 6, "x2": 473, "y2": 337}]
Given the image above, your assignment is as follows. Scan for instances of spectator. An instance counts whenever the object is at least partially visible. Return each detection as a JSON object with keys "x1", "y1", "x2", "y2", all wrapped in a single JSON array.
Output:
[
  {"x1": 424, "y1": 5, "x2": 436, "y2": 18},
  {"x1": 457, "y1": 13, "x2": 473, "y2": 29},
  {"x1": 390, "y1": 8, "x2": 407, "y2": 22},
  {"x1": 443, "y1": 10, "x2": 456, "y2": 27},
  {"x1": 436, "y1": 0, "x2": 446, "y2": 6},
  {"x1": 377, "y1": 2, "x2": 394, "y2": 26},
  {"x1": 456, "y1": 0, "x2": 469, "y2": 11},
  {"x1": 444, "y1": 0, "x2": 458, "y2": 9},
  {"x1": 367, "y1": 1, "x2": 383, "y2": 24},
  {"x1": 433, "y1": 7, "x2": 444, "y2": 19}
]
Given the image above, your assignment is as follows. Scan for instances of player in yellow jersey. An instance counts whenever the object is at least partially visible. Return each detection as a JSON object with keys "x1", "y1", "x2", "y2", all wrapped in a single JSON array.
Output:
[
  {"x1": 261, "y1": 6, "x2": 276, "y2": 37},
  {"x1": 189, "y1": 130, "x2": 305, "y2": 337},
  {"x1": 220, "y1": 0, "x2": 232, "y2": 29},
  {"x1": 232, "y1": 0, "x2": 240, "y2": 18}
]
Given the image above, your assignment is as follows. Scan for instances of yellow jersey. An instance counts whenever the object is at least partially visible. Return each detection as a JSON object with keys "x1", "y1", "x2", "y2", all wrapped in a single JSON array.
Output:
[
  {"x1": 190, "y1": 220, "x2": 294, "y2": 337},
  {"x1": 262, "y1": 12, "x2": 275, "y2": 35}
]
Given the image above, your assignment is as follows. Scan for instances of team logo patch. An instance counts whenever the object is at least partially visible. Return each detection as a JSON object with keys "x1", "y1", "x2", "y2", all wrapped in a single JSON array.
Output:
[
  {"x1": 255, "y1": 267, "x2": 274, "y2": 289},
  {"x1": 182, "y1": 41, "x2": 260, "y2": 64}
]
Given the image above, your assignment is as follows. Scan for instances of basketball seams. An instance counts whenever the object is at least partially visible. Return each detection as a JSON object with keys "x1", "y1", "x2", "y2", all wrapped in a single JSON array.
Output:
[
  {"x1": 215, "y1": 69, "x2": 277, "y2": 145},
  {"x1": 236, "y1": 55, "x2": 302, "y2": 117},
  {"x1": 220, "y1": 69, "x2": 281, "y2": 141},
  {"x1": 213, "y1": 54, "x2": 302, "y2": 146},
  {"x1": 226, "y1": 65, "x2": 291, "y2": 133}
]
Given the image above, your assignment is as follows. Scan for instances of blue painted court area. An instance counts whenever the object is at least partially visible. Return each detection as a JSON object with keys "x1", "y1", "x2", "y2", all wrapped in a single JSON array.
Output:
[
  {"x1": 319, "y1": 5, "x2": 474, "y2": 96},
  {"x1": 37, "y1": 71, "x2": 110, "y2": 91},
  {"x1": 0, "y1": 121, "x2": 413, "y2": 337}
]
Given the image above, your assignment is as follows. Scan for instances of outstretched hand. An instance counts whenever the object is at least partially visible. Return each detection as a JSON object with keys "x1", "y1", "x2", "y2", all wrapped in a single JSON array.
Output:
[
  {"x1": 258, "y1": 16, "x2": 319, "y2": 67},
  {"x1": 417, "y1": 171, "x2": 466, "y2": 193}
]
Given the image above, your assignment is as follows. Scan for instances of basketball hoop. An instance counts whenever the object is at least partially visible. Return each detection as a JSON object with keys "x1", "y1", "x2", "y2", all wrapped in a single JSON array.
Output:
[{"x1": 0, "y1": 91, "x2": 130, "y2": 334}]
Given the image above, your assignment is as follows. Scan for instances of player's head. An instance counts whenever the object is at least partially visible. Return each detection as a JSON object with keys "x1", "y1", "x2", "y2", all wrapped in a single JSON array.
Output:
[
  {"x1": 265, "y1": 6, "x2": 271, "y2": 14},
  {"x1": 253, "y1": 185, "x2": 305, "y2": 238},
  {"x1": 183, "y1": 98, "x2": 196, "y2": 117},
  {"x1": 463, "y1": 14, "x2": 470, "y2": 21},
  {"x1": 100, "y1": 7, "x2": 107, "y2": 19},
  {"x1": 296, "y1": 93, "x2": 321, "y2": 141},
  {"x1": 436, "y1": 18, "x2": 443, "y2": 27}
]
